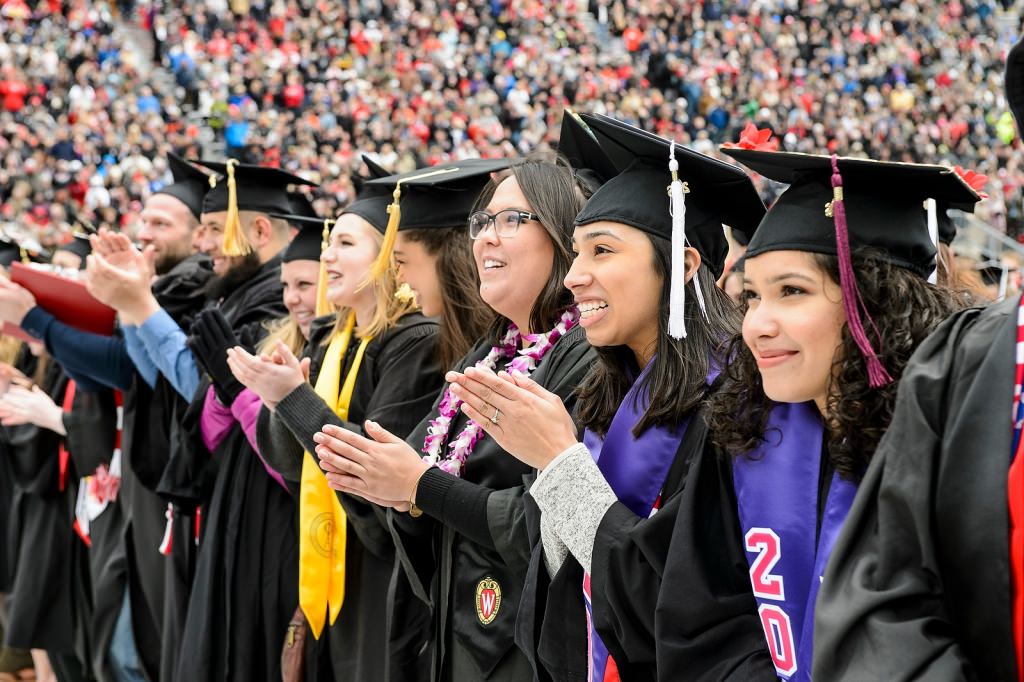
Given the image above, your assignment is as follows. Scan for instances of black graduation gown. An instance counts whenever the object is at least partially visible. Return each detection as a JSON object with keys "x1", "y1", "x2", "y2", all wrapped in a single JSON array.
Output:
[
  {"x1": 813, "y1": 296, "x2": 1021, "y2": 681},
  {"x1": 517, "y1": 398, "x2": 777, "y2": 682},
  {"x1": 118, "y1": 253, "x2": 212, "y2": 682},
  {"x1": 64, "y1": 386, "x2": 127, "y2": 682},
  {"x1": 256, "y1": 312, "x2": 443, "y2": 682},
  {"x1": 1, "y1": 356, "x2": 91, "y2": 676},
  {"x1": 168, "y1": 256, "x2": 292, "y2": 682},
  {"x1": 388, "y1": 325, "x2": 595, "y2": 682}
]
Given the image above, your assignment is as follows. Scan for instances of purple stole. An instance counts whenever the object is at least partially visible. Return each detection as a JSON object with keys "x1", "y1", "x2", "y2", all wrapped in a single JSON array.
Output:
[
  {"x1": 731, "y1": 402, "x2": 857, "y2": 681},
  {"x1": 581, "y1": 360, "x2": 713, "y2": 682}
]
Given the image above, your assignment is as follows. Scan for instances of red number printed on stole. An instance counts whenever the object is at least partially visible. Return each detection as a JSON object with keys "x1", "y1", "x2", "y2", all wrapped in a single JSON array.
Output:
[
  {"x1": 758, "y1": 604, "x2": 797, "y2": 677},
  {"x1": 744, "y1": 528, "x2": 785, "y2": 600},
  {"x1": 744, "y1": 528, "x2": 797, "y2": 677}
]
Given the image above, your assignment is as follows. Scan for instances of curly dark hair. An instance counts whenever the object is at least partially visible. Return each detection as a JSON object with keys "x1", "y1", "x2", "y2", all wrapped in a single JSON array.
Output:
[{"x1": 706, "y1": 250, "x2": 961, "y2": 480}]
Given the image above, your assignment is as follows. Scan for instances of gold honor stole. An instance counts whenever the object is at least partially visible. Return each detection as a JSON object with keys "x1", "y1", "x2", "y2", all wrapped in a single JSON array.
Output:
[{"x1": 299, "y1": 311, "x2": 372, "y2": 638}]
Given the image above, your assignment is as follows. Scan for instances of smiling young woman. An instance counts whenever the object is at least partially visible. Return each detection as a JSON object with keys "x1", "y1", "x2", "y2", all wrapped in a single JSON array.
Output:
[
  {"x1": 427, "y1": 113, "x2": 769, "y2": 681},
  {"x1": 696, "y1": 146, "x2": 983, "y2": 680},
  {"x1": 310, "y1": 152, "x2": 597, "y2": 682},
  {"x1": 221, "y1": 157, "x2": 443, "y2": 682}
]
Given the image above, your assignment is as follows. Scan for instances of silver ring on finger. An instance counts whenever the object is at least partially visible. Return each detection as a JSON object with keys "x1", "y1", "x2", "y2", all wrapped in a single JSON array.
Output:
[{"x1": 490, "y1": 407, "x2": 500, "y2": 425}]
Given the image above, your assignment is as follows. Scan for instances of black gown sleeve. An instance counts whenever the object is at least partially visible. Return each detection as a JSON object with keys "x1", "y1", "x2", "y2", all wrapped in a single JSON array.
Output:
[
  {"x1": 63, "y1": 387, "x2": 118, "y2": 475},
  {"x1": 413, "y1": 328, "x2": 595, "y2": 561},
  {"x1": 579, "y1": 409, "x2": 775, "y2": 681},
  {"x1": 267, "y1": 319, "x2": 442, "y2": 560},
  {"x1": 813, "y1": 300, "x2": 1018, "y2": 682}
]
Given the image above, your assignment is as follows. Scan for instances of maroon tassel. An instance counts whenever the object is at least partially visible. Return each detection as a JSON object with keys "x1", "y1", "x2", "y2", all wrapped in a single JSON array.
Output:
[{"x1": 829, "y1": 155, "x2": 893, "y2": 389}]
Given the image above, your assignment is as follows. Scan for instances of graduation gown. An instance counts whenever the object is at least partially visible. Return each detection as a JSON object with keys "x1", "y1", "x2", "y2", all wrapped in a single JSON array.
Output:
[
  {"x1": 257, "y1": 312, "x2": 442, "y2": 682},
  {"x1": 1, "y1": 355, "x2": 91, "y2": 675},
  {"x1": 388, "y1": 325, "x2": 594, "y2": 682},
  {"x1": 64, "y1": 386, "x2": 127, "y2": 682},
  {"x1": 518, "y1": 399, "x2": 777, "y2": 682},
  {"x1": 813, "y1": 296, "x2": 1021, "y2": 681},
  {"x1": 118, "y1": 253, "x2": 212, "y2": 681},
  {"x1": 168, "y1": 255, "x2": 292, "y2": 682}
]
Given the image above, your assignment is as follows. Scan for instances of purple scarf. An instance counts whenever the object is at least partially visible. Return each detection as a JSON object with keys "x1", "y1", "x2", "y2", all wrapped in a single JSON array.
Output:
[
  {"x1": 732, "y1": 401, "x2": 857, "y2": 681},
  {"x1": 581, "y1": 360, "x2": 715, "y2": 681}
]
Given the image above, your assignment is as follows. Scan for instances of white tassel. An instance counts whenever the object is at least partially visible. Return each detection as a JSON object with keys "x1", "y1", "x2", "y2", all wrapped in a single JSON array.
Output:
[
  {"x1": 925, "y1": 199, "x2": 938, "y2": 285},
  {"x1": 693, "y1": 274, "x2": 710, "y2": 323},
  {"x1": 668, "y1": 142, "x2": 687, "y2": 339},
  {"x1": 158, "y1": 503, "x2": 174, "y2": 556}
]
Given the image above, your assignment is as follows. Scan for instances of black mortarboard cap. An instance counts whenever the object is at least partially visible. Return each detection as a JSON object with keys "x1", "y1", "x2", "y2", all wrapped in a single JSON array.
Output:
[
  {"x1": 574, "y1": 113, "x2": 766, "y2": 278},
  {"x1": 722, "y1": 150, "x2": 980, "y2": 277},
  {"x1": 341, "y1": 155, "x2": 396, "y2": 234},
  {"x1": 198, "y1": 160, "x2": 317, "y2": 217},
  {"x1": 285, "y1": 191, "x2": 318, "y2": 223},
  {"x1": 273, "y1": 193, "x2": 326, "y2": 264},
  {"x1": 364, "y1": 157, "x2": 511, "y2": 231},
  {"x1": 56, "y1": 233, "x2": 91, "y2": 268},
  {"x1": 154, "y1": 153, "x2": 210, "y2": 220},
  {"x1": 557, "y1": 109, "x2": 619, "y2": 195},
  {"x1": 362, "y1": 157, "x2": 511, "y2": 279},
  {"x1": 195, "y1": 159, "x2": 317, "y2": 256}
]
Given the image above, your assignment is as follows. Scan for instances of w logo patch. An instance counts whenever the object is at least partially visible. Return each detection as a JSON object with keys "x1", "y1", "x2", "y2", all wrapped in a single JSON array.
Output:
[{"x1": 475, "y1": 577, "x2": 502, "y2": 625}]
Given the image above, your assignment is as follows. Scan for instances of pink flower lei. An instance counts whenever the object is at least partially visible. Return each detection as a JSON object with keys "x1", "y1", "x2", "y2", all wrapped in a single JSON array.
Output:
[{"x1": 421, "y1": 306, "x2": 580, "y2": 476}]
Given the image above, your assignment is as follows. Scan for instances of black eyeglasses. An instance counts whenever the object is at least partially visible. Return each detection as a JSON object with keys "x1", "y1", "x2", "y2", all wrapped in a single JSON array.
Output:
[{"x1": 468, "y1": 209, "x2": 538, "y2": 239}]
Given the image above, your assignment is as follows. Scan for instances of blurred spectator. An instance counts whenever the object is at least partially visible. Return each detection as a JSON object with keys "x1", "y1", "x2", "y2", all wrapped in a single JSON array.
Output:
[{"x1": 1, "y1": 0, "x2": 1023, "y2": 251}]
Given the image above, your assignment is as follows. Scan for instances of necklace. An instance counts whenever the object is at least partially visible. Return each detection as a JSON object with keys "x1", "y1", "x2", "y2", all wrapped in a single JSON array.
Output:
[{"x1": 421, "y1": 307, "x2": 580, "y2": 476}]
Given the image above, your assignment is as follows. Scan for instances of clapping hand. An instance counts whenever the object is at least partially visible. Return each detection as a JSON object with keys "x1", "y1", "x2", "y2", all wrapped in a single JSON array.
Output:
[
  {"x1": 444, "y1": 365, "x2": 577, "y2": 469},
  {"x1": 226, "y1": 341, "x2": 310, "y2": 410}
]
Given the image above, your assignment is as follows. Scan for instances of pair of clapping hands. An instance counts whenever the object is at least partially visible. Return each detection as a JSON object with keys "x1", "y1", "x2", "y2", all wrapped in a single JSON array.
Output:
[
  {"x1": 310, "y1": 365, "x2": 577, "y2": 510},
  {"x1": 0, "y1": 361, "x2": 66, "y2": 435}
]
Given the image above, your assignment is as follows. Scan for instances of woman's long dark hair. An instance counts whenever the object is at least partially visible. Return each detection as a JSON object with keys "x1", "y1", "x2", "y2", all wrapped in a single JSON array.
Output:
[
  {"x1": 476, "y1": 155, "x2": 588, "y2": 339},
  {"x1": 576, "y1": 234, "x2": 741, "y2": 437},
  {"x1": 707, "y1": 250, "x2": 960, "y2": 479},
  {"x1": 403, "y1": 226, "x2": 496, "y2": 371}
]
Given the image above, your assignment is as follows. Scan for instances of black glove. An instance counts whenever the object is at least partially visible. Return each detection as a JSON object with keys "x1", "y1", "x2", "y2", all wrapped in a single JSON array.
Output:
[{"x1": 188, "y1": 308, "x2": 246, "y2": 405}]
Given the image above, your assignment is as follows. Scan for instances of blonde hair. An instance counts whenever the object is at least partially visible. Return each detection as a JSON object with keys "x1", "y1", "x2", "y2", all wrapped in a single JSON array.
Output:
[
  {"x1": 258, "y1": 315, "x2": 308, "y2": 357},
  {"x1": 326, "y1": 228, "x2": 419, "y2": 342}
]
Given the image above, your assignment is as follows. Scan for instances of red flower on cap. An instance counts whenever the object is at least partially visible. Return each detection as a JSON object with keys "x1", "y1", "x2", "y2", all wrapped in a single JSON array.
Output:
[
  {"x1": 954, "y1": 165, "x2": 989, "y2": 199},
  {"x1": 722, "y1": 123, "x2": 779, "y2": 151}
]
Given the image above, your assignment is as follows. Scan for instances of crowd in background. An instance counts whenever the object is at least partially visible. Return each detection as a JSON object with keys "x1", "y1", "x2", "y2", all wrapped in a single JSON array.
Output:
[{"x1": 1, "y1": 0, "x2": 1023, "y2": 249}]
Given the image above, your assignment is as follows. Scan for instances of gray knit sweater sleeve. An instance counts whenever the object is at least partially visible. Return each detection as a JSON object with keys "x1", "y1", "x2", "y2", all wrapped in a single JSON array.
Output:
[{"x1": 531, "y1": 442, "x2": 617, "y2": 573}]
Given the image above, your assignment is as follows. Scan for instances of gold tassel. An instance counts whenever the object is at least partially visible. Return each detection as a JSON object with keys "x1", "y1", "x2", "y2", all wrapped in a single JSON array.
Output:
[
  {"x1": 367, "y1": 166, "x2": 462, "y2": 281},
  {"x1": 369, "y1": 184, "x2": 402, "y2": 281},
  {"x1": 220, "y1": 159, "x2": 252, "y2": 257},
  {"x1": 315, "y1": 219, "x2": 336, "y2": 317}
]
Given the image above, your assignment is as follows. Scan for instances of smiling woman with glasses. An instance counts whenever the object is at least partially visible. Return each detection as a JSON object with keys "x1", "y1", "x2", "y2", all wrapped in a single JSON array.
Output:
[
  {"x1": 467, "y1": 208, "x2": 539, "y2": 239},
  {"x1": 312, "y1": 153, "x2": 597, "y2": 682}
]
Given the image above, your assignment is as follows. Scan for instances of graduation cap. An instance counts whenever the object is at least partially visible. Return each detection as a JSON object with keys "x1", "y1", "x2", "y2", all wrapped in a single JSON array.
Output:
[
  {"x1": 933, "y1": 166, "x2": 988, "y2": 246},
  {"x1": 196, "y1": 159, "x2": 318, "y2": 257},
  {"x1": 273, "y1": 193, "x2": 325, "y2": 264},
  {"x1": 341, "y1": 155, "x2": 396, "y2": 236},
  {"x1": 573, "y1": 113, "x2": 766, "y2": 338},
  {"x1": 271, "y1": 201, "x2": 336, "y2": 316},
  {"x1": 363, "y1": 157, "x2": 511, "y2": 279},
  {"x1": 557, "y1": 109, "x2": 618, "y2": 195},
  {"x1": 722, "y1": 148, "x2": 980, "y2": 387},
  {"x1": 722, "y1": 149, "x2": 980, "y2": 276},
  {"x1": 55, "y1": 232, "x2": 91, "y2": 269},
  {"x1": 154, "y1": 153, "x2": 211, "y2": 220}
]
